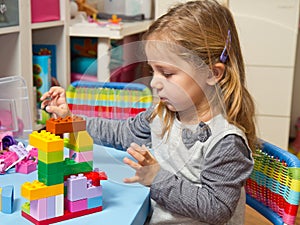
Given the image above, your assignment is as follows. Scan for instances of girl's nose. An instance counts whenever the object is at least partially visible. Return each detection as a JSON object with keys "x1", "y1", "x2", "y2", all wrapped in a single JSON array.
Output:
[{"x1": 150, "y1": 75, "x2": 164, "y2": 90}]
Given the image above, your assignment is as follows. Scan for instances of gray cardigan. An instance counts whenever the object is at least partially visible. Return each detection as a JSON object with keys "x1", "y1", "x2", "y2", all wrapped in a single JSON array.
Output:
[{"x1": 85, "y1": 107, "x2": 253, "y2": 225}]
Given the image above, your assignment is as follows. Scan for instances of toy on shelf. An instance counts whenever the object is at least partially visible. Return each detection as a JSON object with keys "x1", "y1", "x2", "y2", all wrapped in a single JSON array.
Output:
[
  {"x1": 87, "y1": 13, "x2": 123, "y2": 30},
  {"x1": 0, "y1": 185, "x2": 14, "y2": 214},
  {"x1": 75, "y1": 0, "x2": 98, "y2": 17},
  {"x1": 21, "y1": 116, "x2": 107, "y2": 225},
  {"x1": 109, "y1": 14, "x2": 122, "y2": 24}
]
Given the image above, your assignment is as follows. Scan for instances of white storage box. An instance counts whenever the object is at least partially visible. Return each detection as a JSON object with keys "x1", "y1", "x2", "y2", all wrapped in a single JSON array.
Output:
[
  {"x1": 104, "y1": 0, "x2": 152, "y2": 19},
  {"x1": 0, "y1": 76, "x2": 32, "y2": 139}
]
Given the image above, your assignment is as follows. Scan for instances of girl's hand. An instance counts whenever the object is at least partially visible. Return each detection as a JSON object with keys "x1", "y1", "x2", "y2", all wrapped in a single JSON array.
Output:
[
  {"x1": 40, "y1": 86, "x2": 71, "y2": 119},
  {"x1": 123, "y1": 143, "x2": 160, "y2": 186}
]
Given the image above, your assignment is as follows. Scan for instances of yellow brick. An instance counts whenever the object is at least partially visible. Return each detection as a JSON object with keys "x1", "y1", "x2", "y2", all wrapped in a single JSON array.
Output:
[
  {"x1": 69, "y1": 131, "x2": 93, "y2": 148},
  {"x1": 21, "y1": 180, "x2": 63, "y2": 201},
  {"x1": 29, "y1": 130, "x2": 64, "y2": 152}
]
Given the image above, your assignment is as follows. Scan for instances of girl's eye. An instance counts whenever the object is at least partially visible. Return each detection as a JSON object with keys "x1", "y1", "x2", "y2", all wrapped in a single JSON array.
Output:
[{"x1": 162, "y1": 72, "x2": 173, "y2": 77}]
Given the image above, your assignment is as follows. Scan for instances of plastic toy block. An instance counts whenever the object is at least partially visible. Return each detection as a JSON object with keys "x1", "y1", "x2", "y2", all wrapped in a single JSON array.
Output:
[
  {"x1": 16, "y1": 157, "x2": 37, "y2": 174},
  {"x1": 67, "y1": 173, "x2": 88, "y2": 201},
  {"x1": 38, "y1": 149, "x2": 63, "y2": 164},
  {"x1": 84, "y1": 170, "x2": 108, "y2": 186},
  {"x1": 68, "y1": 130, "x2": 93, "y2": 149},
  {"x1": 86, "y1": 185, "x2": 102, "y2": 198},
  {"x1": 46, "y1": 116, "x2": 86, "y2": 134},
  {"x1": 47, "y1": 196, "x2": 56, "y2": 219},
  {"x1": 55, "y1": 194, "x2": 64, "y2": 217},
  {"x1": 22, "y1": 202, "x2": 30, "y2": 214},
  {"x1": 22, "y1": 206, "x2": 102, "y2": 225},
  {"x1": 29, "y1": 130, "x2": 64, "y2": 152},
  {"x1": 30, "y1": 198, "x2": 47, "y2": 220},
  {"x1": 8, "y1": 144, "x2": 28, "y2": 158},
  {"x1": 64, "y1": 141, "x2": 93, "y2": 152},
  {"x1": 1, "y1": 185, "x2": 14, "y2": 214},
  {"x1": 63, "y1": 158, "x2": 93, "y2": 177},
  {"x1": 38, "y1": 170, "x2": 64, "y2": 186},
  {"x1": 87, "y1": 196, "x2": 102, "y2": 209},
  {"x1": 29, "y1": 147, "x2": 39, "y2": 158},
  {"x1": 21, "y1": 180, "x2": 63, "y2": 201},
  {"x1": 38, "y1": 160, "x2": 64, "y2": 175},
  {"x1": 65, "y1": 198, "x2": 88, "y2": 212},
  {"x1": 0, "y1": 151, "x2": 18, "y2": 173},
  {"x1": 69, "y1": 150, "x2": 93, "y2": 162}
]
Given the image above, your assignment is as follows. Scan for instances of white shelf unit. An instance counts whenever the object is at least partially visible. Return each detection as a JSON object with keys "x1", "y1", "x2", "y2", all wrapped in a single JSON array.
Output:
[
  {"x1": 0, "y1": 0, "x2": 70, "y2": 130},
  {"x1": 69, "y1": 19, "x2": 153, "y2": 82},
  {"x1": 229, "y1": 0, "x2": 300, "y2": 149}
]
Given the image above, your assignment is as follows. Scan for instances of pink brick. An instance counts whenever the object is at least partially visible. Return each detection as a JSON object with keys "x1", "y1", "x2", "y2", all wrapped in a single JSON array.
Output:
[
  {"x1": 0, "y1": 151, "x2": 18, "y2": 173},
  {"x1": 15, "y1": 159, "x2": 37, "y2": 174},
  {"x1": 69, "y1": 150, "x2": 93, "y2": 163},
  {"x1": 65, "y1": 198, "x2": 87, "y2": 212}
]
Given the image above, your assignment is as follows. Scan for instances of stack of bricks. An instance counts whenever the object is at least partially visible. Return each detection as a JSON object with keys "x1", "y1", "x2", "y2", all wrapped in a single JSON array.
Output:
[{"x1": 21, "y1": 116, "x2": 107, "y2": 224}]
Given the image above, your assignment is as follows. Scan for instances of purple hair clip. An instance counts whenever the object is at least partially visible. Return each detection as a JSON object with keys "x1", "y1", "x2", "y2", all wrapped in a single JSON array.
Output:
[{"x1": 219, "y1": 30, "x2": 231, "y2": 63}]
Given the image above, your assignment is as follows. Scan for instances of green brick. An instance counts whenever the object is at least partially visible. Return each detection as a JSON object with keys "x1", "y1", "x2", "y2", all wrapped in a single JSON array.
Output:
[
  {"x1": 38, "y1": 160, "x2": 64, "y2": 175},
  {"x1": 22, "y1": 202, "x2": 30, "y2": 214},
  {"x1": 38, "y1": 171, "x2": 64, "y2": 186},
  {"x1": 38, "y1": 149, "x2": 63, "y2": 164},
  {"x1": 63, "y1": 158, "x2": 93, "y2": 176}
]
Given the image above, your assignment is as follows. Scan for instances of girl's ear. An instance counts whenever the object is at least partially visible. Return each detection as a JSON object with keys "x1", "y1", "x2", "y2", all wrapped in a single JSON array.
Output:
[{"x1": 206, "y1": 63, "x2": 225, "y2": 86}]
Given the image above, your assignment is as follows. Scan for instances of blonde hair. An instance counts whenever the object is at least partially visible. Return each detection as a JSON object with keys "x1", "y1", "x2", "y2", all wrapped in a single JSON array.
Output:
[{"x1": 143, "y1": 0, "x2": 258, "y2": 151}]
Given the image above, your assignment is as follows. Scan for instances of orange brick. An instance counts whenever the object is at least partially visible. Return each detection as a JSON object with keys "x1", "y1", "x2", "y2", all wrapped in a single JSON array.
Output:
[{"x1": 46, "y1": 116, "x2": 86, "y2": 134}]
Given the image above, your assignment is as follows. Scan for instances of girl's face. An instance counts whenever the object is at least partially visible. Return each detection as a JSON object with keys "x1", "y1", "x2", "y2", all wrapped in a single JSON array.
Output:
[{"x1": 146, "y1": 41, "x2": 210, "y2": 115}]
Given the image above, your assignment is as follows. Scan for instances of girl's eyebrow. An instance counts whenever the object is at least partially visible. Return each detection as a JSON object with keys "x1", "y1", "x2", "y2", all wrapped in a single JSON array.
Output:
[{"x1": 148, "y1": 62, "x2": 176, "y2": 70}]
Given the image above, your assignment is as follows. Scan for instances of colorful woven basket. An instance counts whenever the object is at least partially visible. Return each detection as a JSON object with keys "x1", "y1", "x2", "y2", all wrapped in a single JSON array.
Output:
[
  {"x1": 66, "y1": 81, "x2": 152, "y2": 120},
  {"x1": 246, "y1": 141, "x2": 300, "y2": 225}
]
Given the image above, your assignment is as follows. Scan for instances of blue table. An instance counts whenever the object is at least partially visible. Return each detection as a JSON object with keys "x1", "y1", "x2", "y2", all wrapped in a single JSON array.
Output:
[{"x1": 0, "y1": 144, "x2": 150, "y2": 225}]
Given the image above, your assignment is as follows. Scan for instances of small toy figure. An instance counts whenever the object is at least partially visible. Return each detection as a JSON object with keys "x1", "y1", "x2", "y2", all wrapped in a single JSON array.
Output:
[
  {"x1": 109, "y1": 14, "x2": 122, "y2": 24},
  {"x1": 75, "y1": 0, "x2": 98, "y2": 17}
]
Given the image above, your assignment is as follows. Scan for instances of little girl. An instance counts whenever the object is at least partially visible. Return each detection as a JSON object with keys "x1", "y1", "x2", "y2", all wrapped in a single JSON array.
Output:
[{"x1": 41, "y1": 0, "x2": 257, "y2": 224}]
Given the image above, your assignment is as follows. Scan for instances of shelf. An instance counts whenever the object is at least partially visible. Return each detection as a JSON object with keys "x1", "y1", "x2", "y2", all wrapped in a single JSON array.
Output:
[
  {"x1": 0, "y1": 26, "x2": 20, "y2": 35},
  {"x1": 69, "y1": 20, "x2": 153, "y2": 40},
  {"x1": 31, "y1": 20, "x2": 65, "y2": 30}
]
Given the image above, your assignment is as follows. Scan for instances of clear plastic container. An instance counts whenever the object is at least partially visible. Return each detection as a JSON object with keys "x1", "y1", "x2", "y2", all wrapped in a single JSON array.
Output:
[
  {"x1": 104, "y1": 0, "x2": 152, "y2": 19},
  {"x1": 0, "y1": 76, "x2": 32, "y2": 139}
]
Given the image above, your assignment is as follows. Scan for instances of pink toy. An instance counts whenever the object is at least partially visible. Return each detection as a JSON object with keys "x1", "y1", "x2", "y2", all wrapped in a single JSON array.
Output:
[
  {"x1": 15, "y1": 147, "x2": 38, "y2": 174},
  {"x1": 0, "y1": 151, "x2": 19, "y2": 174}
]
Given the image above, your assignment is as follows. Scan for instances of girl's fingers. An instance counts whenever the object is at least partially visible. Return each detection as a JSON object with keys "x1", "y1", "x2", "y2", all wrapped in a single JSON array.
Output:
[
  {"x1": 127, "y1": 147, "x2": 149, "y2": 166},
  {"x1": 123, "y1": 175, "x2": 139, "y2": 183},
  {"x1": 41, "y1": 99, "x2": 50, "y2": 109},
  {"x1": 123, "y1": 157, "x2": 141, "y2": 170}
]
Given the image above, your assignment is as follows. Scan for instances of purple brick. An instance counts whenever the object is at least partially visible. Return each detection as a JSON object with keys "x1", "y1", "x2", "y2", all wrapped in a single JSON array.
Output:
[
  {"x1": 87, "y1": 185, "x2": 102, "y2": 198},
  {"x1": 46, "y1": 196, "x2": 56, "y2": 219},
  {"x1": 30, "y1": 198, "x2": 47, "y2": 220},
  {"x1": 67, "y1": 173, "x2": 88, "y2": 201}
]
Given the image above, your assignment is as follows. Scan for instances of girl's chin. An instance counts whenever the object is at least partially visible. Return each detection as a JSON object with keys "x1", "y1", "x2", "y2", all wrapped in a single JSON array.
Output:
[{"x1": 164, "y1": 102, "x2": 177, "y2": 112}]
